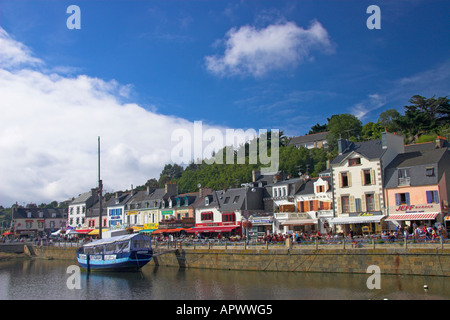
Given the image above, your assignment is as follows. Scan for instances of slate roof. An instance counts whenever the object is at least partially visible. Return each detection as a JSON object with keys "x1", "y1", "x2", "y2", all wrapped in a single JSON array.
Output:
[
  {"x1": 288, "y1": 131, "x2": 328, "y2": 146},
  {"x1": 295, "y1": 177, "x2": 332, "y2": 195},
  {"x1": 331, "y1": 139, "x2": 384, "y2": 165},
  {"x1": 384, "y1": 148, "x2": 449, "y2": 188},
  {"x1": 196, "y1": 187, "x2": 264, "y2": 212},
  {"x1": 13, "y1": 207, "x2": 66, "y2": 219},
  {"x1": 70, "y1": 189, "x2": 96, "y2": 205}
]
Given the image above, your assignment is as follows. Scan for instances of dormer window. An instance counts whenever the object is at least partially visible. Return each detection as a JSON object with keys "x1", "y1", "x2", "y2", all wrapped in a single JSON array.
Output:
[
  {"x1": 348, "y1": 158, "x2": 361, "y2": 166},
  {"x1": 205, "y1": 197, "x2": 209, "y2": 206},
  {"x1": 176, "y1": 198, "x2": 181, "y2": 207}
]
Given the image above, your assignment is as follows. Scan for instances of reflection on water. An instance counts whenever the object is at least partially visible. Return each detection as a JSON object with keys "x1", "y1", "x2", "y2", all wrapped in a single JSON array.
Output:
[{"x1": 0, "y1": 259, "x2": 448, "y2": 300}]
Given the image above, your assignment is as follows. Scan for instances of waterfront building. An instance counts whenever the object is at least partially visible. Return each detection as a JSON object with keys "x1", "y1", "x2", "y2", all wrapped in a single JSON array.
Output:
[
  {"x1": 329, "y1": 132, "x2": 404, "y2": 235},
  {"x1": 67, "y1": 189, "x2": 98, "y2": 228},
  {"x1": 11, "y1": 206, "x2": 66, "y2": 237},
  {"x1": 383, "y1": 139, "x2": 450, "y2": 233},
  {"x1": 124, "y1": 183, "x2": 178, "y2": 229},
  {"x1": 84, "y1": 198, "x2": 108, "y2": 232},
  {"x1": 106, "y1": 191, "x2": 132, "y2": 229},
  {"x1": 294, "y1": 176, "x2": 334, "y2": 234},
  {"x1": 191, "y1": 186, "x2": 265, "y2": 237},
  {"x1": 268, "y1": 177, "x2": 307, "y2": 234}
]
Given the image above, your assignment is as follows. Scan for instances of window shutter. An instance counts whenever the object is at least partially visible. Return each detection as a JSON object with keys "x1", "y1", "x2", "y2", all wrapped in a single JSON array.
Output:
[
  {"x1": 395, "y1": 193, "x2": 400, "y2": 206},
  {"x1": 313, "y1": 200, "x2": 319, "y2": 211},
  {"x1": 405, "y1": 192, "x2": 410, "y2": 205},
  {"x1": 349, "y1": 196, "x2": 355, "y2": 212},
  {"x1": 347, "y1": 172, "x2": 352, "y2": 187},
  {"x1": 339, "y1": 173, "x2": 342, "y2": 188},
  {"x1": 370, "y1": 169, "x2": 375, "y2": 184},
  {"x1": 336, "y1": 198, "x2": 341, "y2": 214},
  {"x1": 361, "y1": 195, "x2": 366, "y2": 212},
  {"x1": 426, "y1": 191, "x2": 432, "y2": 204},
  {"x1": 433, "y1": 190, "x2": 439, "y2": 204},
  {"x1": 374, "y1": 193, "x2": 380, "y2": 211},
  {"x1": 360, "y1": 170, "x2": 365, "y2": 185}
]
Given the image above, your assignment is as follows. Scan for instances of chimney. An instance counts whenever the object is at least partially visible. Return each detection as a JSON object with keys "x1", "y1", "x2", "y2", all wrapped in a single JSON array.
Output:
[
  {"x1": 436, "y1": 136, "x2": 447, "y2": 148},
  {"x1": 252, "y1": 169, "x2": 261, "y2": 183},
  {"x1": 165, "y1": 181, "x2": 178, "y2": 196},
  {"x1": 199, "y1": 187, "x2": 212, "y2": 198},
  {"x1": 337, "y1": 139, "x2": 347, "y2": 155}
]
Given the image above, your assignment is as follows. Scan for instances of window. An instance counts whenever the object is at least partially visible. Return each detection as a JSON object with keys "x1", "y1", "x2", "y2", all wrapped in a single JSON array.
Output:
[
  {"x1": 395, "y1": 192, "x2": 410, "y2": 205},
  {"x1": 363, "y1": 169, "x2": 372, "y2": 185},
  {"x1": 233, "y1": 196, "x2": 240, "y2": 203},
  {"x1": 398, "y1": 168, "x2": 410, "y2": 186},
  {"x1": 366, "y1": 194, "x2": 375, "y2": 211},
  {"x1": 176, "y1": 198, "x2": 180, "y2": 207},
  {"x1": 224, "y1": 197, "x2": 230, "y2": 204},
  {"x1": 26, "y1": 221, "x2": 32, "y2": 228},
  {"x1": 205, "y1": 197, "x2": 209, "y2": 206},
  {"x1": 426, "y1": 191, "x2": 439, "y2": 204},
  {"x1": 341, "y1": 172, "x2": 350, "y2": 187},
  {"x1": 273, "y1": 188, "x2": 278, "y2": 197},
  {"x1": 316, "y1": 185, "x2": 325, "y2": 193},
  {"x1": 201, "y1": 212, "x2": 213, "y2": 221},
  {"x1": 341, "y1": 196, "x2": 350, "y2": 213},
  {"x1": 348, "y1": 158, "x2": 361, "y2": 166},
  {"x1": 426, "y1": 167, "x2": 434, "y2": 176},
  {"x1": 222, "y1": 213, "x2": 236, "y2": 222}
]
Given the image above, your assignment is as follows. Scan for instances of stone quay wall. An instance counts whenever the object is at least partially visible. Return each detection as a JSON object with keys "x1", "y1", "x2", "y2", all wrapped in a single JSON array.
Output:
[{"x1": 27, "y1": 244, "x2": 450, "y2": 276}]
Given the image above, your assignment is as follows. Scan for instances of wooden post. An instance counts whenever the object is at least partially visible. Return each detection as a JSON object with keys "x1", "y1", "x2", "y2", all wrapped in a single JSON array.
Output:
[
  {"x1": 225, "y1": 240, "x2": 227, "y2": 250},
  {"x1": 343, "y1": 238, "x2": 346, "y2": 250},
  {"x1": 315, "y1": 238, "x2": 318, "y2": 250},
  {"x1": 266, "y1": 240, "x2": 269, "y2": 250},
  {"x1": 441, "y1": 237, "x2": 444, "y2": 251},
  {"x1": 404, "y1": 236, "x2": 407, "y2": 250}
]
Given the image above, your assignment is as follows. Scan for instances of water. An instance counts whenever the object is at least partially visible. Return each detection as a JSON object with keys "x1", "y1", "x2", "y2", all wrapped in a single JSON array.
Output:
[{"x1": 0, "y1": 259, "x2": 448, "y2": 300}]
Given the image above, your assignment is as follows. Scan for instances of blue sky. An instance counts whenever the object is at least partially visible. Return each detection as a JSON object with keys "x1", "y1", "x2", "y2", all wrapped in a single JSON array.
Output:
[{"x1": 1, "y1": 0, "x2": 449, "y2": 206}]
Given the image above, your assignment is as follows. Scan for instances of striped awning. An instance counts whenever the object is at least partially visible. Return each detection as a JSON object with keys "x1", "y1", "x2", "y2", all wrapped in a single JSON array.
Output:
[{"x1": 385, "y1": 213, "x2": 439, "y2": 221}]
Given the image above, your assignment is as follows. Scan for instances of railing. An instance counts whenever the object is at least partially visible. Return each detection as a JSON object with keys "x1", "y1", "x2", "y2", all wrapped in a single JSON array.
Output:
[
  {"x1": 398, "y1": 177, "x2": 411, "y2": 186},
  {"x1": 150, "y1": 236, "x2": 450, "y2": 251}
]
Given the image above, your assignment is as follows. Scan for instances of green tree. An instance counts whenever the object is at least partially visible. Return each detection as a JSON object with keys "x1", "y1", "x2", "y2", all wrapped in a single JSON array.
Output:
[
  {"x1": 326, "y1": 114, "x2": 363, "y2": 151},
  {"x1": 377, "y1": 108, "x2": 401, "y2": 133},
  {"x1": 361, "y1": 122, "x2": 383, "y2": 140}
]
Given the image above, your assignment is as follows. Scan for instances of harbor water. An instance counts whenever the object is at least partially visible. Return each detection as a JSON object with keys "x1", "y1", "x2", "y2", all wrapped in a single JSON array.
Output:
[{"x1": 0, "y1": 259, "x2": 448, "y2": 300}]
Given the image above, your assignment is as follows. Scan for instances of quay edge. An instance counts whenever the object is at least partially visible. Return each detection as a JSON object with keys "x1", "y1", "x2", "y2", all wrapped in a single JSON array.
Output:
[{"x1": 25, "y1": 245, "x2": 450, "y2": 277}]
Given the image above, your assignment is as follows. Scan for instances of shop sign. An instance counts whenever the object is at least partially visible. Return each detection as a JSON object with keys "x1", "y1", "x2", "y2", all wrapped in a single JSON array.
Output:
[
  {"x1": 390, "y1": 203, "x2": 440, "y2": 213},
  {"x1": 144, "y1": 223, "x2": 159, "y2": 229},
  {"x1": 250, "y1": 217, "x2": 273, "y2": 224},
  {"x1": 126, "y1": 211, "x2": 138, "y2": 215},
  {"x1": 161, "y1": 210, "x2": 173, "y2": 215},
  {"x1": 349, "y1": 211, "x2": 382, "y2": 217}
]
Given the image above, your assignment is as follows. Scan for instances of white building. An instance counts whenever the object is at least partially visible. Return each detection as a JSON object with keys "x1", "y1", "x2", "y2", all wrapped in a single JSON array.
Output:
[
  {"x1": 68, "y1": 189, "x2": 98, "y2": 228},
  {"x1": 329, "y1": 132, "x2": 404, "y2": 235}
]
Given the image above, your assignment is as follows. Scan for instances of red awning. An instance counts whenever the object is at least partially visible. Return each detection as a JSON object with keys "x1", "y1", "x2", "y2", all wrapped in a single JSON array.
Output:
[
  {"x1": 186, "y1": 225, "x2": 240, "y2": 234},
  {"x1": 74, "y1": 229, "x2": 94, "y2": 234},
  {"x1": 385, "y1": 213, "x2": 439, "y2": 221}
]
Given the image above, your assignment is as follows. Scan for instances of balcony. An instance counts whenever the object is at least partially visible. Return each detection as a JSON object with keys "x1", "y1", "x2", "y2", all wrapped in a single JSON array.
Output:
[{"x1": 398, "y1": 177, "x2": 411, "y2": 186}]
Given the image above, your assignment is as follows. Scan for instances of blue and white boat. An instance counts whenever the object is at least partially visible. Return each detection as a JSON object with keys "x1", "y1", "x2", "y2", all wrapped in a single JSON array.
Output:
[{"x1": 76, "y1": 233, "x2": 153, "y2": 272}]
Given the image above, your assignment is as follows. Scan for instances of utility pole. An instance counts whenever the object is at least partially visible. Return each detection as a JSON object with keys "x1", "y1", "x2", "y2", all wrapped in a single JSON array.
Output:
[{"x1": 98, "y1": 136, "x2": 103, "y2": 239}]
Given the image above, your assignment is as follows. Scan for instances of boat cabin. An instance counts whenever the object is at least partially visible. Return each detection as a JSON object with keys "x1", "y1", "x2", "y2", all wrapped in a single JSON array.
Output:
[{"x1": 81, "y1": 233, "x2": 151, "y2": 255}]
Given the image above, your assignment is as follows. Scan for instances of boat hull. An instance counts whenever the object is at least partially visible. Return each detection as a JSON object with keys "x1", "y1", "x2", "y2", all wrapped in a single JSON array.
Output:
[{"x1": 77, "y1": 250, "x2": 153, "y2": 272}]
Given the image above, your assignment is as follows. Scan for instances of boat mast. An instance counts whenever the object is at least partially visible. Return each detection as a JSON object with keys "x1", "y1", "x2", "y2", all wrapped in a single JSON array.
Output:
[{"x1": 98, "y1": 136, "x2": 103, "y2": 239}]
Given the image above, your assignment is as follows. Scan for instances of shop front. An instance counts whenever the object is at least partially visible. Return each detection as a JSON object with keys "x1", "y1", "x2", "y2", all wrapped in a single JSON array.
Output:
[
  {"x1": 328, "y1": 211, "x2": 384, "y2": 235},
  {"x1": 247, "y1": 214, "x2": 273, "y2": 239},
  {"x1": 385, "y1": 203, "x2": 442, "y2": 230}
]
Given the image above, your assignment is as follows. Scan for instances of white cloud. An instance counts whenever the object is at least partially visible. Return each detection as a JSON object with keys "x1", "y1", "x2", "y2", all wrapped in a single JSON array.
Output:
[
  {"x1": 0, "y1": 27, "x2": 232, "y2": 207},
  {"x1": 352, "y1": 93, "x2": 386, "y2": 120},
  {"x1": 205, "y1": 20, "x2": 333, "y2": 78},
  {"x1": 0, "y1": 27, "x2": 43, "y2": 69}
]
